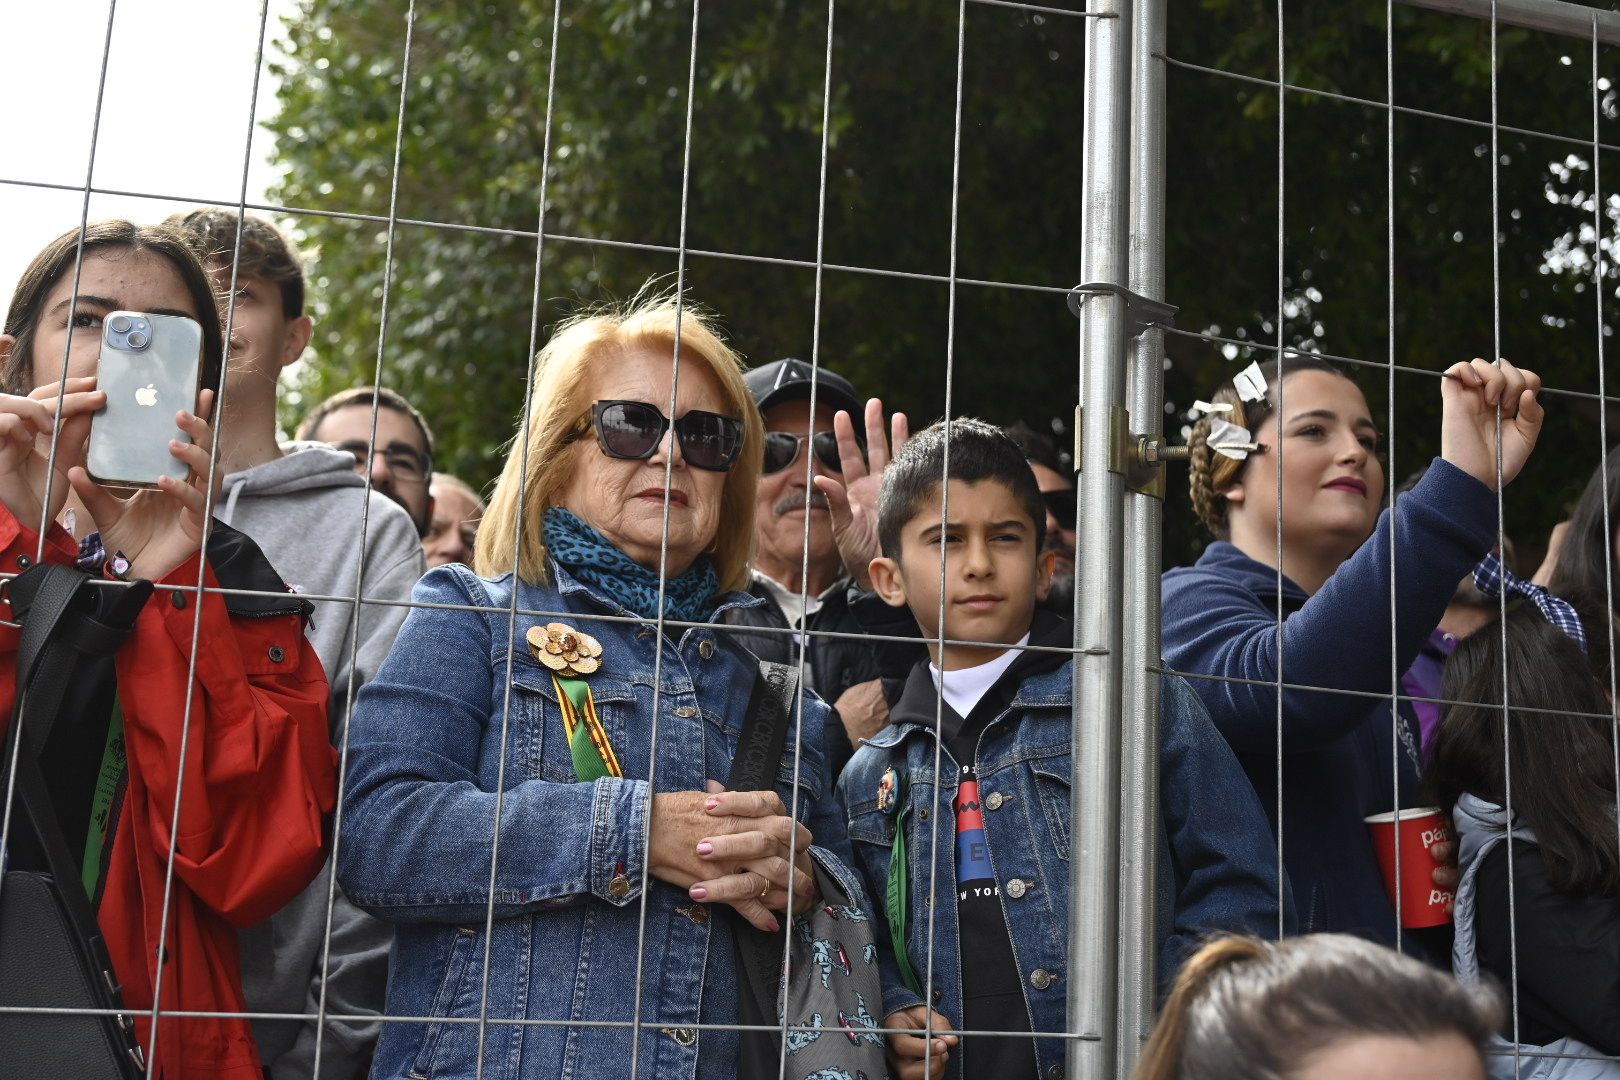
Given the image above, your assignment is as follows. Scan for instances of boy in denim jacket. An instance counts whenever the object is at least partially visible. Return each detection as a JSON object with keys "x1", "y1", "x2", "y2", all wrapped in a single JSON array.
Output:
[{"x1": 835, "y1": 419, "x2": 1287, "y2": 1079}]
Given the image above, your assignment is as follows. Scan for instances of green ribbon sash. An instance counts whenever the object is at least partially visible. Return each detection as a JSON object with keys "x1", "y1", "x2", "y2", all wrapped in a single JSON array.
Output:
[
  {"x1": 552, "y1": 674, "x2": 621, "y2": 782},
  {"x1": 885, "y1": 773, "x2": 922, "y2": 995},
  {"x1": 82, "y1": 699, "x2": 127, "y2": 898}
]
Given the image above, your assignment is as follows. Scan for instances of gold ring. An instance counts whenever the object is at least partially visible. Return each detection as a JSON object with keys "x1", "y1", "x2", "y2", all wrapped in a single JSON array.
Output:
[{"x1": 758, "y1": 878, "x2": 773, "y2": 900}]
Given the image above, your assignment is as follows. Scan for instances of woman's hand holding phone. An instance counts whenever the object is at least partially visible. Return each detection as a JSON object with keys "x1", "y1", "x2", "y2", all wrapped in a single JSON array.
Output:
[
  {"x1": 69, "y1": 388, "x2": 219, "y2": 582},
  {"x1": 0, "y1": 377, "x2": 108, "y2": 532}
]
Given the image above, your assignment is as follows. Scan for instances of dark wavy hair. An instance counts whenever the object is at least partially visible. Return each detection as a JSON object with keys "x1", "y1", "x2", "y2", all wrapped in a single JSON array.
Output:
[
  {"x1": 1428, "y1": 591, "x2": 1620, "y2": 898},
  {"x1": 1549, "y1": 443, "x2": 1620, "y2": 610}
]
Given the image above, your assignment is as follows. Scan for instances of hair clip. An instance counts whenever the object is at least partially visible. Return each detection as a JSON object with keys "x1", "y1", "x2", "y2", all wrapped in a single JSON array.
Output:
[
  {"x1": 1190, "y1": 400, "x2": 1233, "y2": 417},
  {"x1": 1207, "y1": 418, "x2": 1265, "y2": 461},
  {"x1": 1233, "y1": 362, "x2": 1268, "y2": 403}
]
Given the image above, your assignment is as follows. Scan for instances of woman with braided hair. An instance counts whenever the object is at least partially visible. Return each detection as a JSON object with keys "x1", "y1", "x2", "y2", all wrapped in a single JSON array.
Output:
[{"x1": 1161, "y1": 353, "x2": 1544, "y2": 953}]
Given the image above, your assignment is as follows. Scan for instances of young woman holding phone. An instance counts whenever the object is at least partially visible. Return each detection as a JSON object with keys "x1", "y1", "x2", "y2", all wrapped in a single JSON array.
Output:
[{"x1": 0, "y1": 220, "x2": 335, "y2": 1078}]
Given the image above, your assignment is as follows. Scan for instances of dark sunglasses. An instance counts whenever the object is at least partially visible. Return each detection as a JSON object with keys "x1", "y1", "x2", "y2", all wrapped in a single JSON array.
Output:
[
  {"x1": 568, "y1": 400, "x2": 744, "y2": 472},
  {"x1": 761, "y1": 431, "x2": 851, "y2": 476},
  {"x1": 1042, "y1": 488, "x2": 1077, "y2": 523}
]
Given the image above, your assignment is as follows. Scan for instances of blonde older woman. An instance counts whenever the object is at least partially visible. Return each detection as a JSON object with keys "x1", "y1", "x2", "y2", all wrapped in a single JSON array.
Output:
[{"x1": 337, "y1": 295, "x2": 863, "y2": 1080}]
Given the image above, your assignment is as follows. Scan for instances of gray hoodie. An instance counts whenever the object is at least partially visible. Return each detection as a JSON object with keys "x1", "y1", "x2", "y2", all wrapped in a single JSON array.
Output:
[{"x1": 220, "y1": 442, "x2": 426, "y2": 1080}]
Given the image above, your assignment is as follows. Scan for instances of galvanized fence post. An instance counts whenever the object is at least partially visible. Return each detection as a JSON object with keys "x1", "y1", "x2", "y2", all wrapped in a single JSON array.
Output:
[
  {"x1": 1116, "y1": 0, "x2": 1168, "y2": 1070},
  {"x1": 1069, "y1": 0, "x2": 1135, "y2": 1076}
]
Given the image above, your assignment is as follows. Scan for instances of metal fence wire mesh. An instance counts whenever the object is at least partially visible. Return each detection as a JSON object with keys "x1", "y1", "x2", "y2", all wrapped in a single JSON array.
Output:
[{"x1": 1, "y1": 1, "x2": 1620, "y2": 1079}]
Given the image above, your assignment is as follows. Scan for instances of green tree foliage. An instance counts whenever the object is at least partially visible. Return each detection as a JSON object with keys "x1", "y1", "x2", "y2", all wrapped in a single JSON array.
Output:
[{"x1": 269, "y1": 0, "x2": 1619, "y2": 562}]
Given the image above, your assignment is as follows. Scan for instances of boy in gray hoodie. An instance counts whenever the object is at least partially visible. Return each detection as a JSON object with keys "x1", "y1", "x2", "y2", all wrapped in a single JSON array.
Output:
[{"x1": 171, "y1": 209, "x2": 424, "y2": 1080}]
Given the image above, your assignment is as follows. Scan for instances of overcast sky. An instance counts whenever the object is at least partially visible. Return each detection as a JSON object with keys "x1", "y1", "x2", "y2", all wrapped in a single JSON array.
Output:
[{"x1": 0, "y1": 0, "x2": 297, "y2": 301}]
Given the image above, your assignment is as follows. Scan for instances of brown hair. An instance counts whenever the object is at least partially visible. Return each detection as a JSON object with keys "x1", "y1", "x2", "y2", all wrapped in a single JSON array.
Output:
[
  {"x1": 164, "y1": 208, "x2": 306, "y2": 319},
  {"x1": 475, "y1": 290, "x2": 762, "y2": 592},
  {"x1": 1133, "y1": 934, "x2": 1500, "y2": 1080},
  {"x1": 295, "y1": 385, "x2": 437, "y2": 466},
  {"x1": 3, "y1": 220, "x2": 225, "y2": 396},
  {"x1": 1186, "y1": 354, "x2": 1349, "y2": 538}
]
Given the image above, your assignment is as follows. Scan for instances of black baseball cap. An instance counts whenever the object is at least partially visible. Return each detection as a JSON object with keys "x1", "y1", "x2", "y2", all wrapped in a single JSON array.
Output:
[{"x1": 745, "y1": 358, "x2": 862, "y2": 417}]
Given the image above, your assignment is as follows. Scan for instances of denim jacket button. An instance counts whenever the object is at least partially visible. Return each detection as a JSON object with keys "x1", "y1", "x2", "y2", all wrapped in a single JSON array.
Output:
[
  {"x1": 698, "y1": 640, "x2": 714, "y2": 660},
  {"x1": 609, "y1": 874, "x2": 631, "y2": 899},
  {"x1": 1029, "y1": 968, "x2": 1056, "y2": 990},
  {"x1": 985, "y1": 791, "x2": 1005, "y2": 811},
  {"x1": 1047, "y1": 1065, "x2": 1065, "y2": 1079},
  {"x1": 931, "y1": 988, "x2": 943, "y2": 1005},
  {"x1": 662, "y1": 1027, "x2": 697, "y2": 1046},
  {"x1": 673, "y1": 705, "x2": 697, "y2": 718},
  {"x1": 1006, "y1": 878, "x2": 1028, "y2": 899}
]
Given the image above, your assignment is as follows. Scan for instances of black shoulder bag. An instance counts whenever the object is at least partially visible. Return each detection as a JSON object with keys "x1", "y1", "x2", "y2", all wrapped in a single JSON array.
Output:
[
  {"x1": 0, "y1": 562, "x2": 151, "y2": 1079},
  {"x1": 730, "y1": 661, "x2": 885, "y2": 1080}
]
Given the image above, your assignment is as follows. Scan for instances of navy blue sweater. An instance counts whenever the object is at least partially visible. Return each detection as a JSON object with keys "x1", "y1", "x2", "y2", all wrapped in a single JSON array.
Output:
[{"x1": 1161, "y1": 459, "x2": 1497, "y2": 947}]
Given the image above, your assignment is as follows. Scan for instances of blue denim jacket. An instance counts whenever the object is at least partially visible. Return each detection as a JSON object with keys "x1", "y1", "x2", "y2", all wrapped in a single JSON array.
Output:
[
  {"x1": 338, "y1": 563, "x2": 865, "y2": 1080},
  {"x1": 838, "y1": 666, "x2": 1290, "y2": 1079}
]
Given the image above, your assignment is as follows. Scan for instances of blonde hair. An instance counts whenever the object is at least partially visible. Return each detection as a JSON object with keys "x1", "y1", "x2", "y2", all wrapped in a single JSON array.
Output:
[
  {"x1": 1133, "y1": 934, "x2": 1499, "y2": 1080},
  {"x1": 475, "y1": 292, "x2": 762, "y2": 592}
]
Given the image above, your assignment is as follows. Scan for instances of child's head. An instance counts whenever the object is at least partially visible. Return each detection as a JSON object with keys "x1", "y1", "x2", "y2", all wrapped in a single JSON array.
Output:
[
  {"x1": 1430, "y1": 592, "x2": 1620, "y2": 898},
  {"x1": 870, "y1": 418, "x2": 1053, "y2": 668},
  {"x1": 1133, "y1": 934, "x2": 1499, "y2": 1080}
]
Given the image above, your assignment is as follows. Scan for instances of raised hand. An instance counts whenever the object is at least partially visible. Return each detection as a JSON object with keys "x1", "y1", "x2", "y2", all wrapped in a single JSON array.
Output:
[
  {"x1": 1439, "y1": 358, "x2": 1543, "y2": 491},
  {"x1": 813, "y1": 397, "x2": 909, "y2": 590},
  {"x1": 0, "y1": 378, "x2": 106, "y2": 532},
  {"x1": 69, "y1": 389, "x2": 219, "y2": 582}
]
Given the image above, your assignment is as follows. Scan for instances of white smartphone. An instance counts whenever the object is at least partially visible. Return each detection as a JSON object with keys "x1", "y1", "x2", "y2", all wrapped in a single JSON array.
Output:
[{"x1": 86, "y1": 311, "x2": 203, "y2": 489}]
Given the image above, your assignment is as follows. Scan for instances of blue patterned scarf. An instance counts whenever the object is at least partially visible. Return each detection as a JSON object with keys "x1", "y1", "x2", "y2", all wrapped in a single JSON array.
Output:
[{"x1": 544, "y1": 506, "x2": 721, "y2": 624}]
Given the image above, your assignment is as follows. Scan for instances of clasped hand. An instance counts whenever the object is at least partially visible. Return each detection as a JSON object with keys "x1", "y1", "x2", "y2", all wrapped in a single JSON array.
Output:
[{"x1": 649, "y1": 783, "x2": 818, "y2": 932}]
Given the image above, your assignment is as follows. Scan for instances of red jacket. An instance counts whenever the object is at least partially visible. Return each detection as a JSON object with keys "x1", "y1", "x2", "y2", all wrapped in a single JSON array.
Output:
[{"x1": 0, "y1": 508, "x2": 337, "y2": 1079}]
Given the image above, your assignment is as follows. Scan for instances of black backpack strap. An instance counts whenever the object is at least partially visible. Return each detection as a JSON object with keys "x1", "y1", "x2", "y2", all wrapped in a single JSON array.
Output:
[
  {"x1": 4, "y1": 563, "x2": 146, "y2": 975},
  {"x1": 8, "y1": 565, "x2": 149, "y2": 756},
  {"x1": 726, "y1": 661, "x2": 799, "y2": 792}
]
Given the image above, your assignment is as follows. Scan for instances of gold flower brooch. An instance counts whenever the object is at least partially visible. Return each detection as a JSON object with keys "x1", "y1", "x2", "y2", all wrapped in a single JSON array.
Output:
[{"x1": 526, "y1": 622, "x2": 604, "y2": 677}]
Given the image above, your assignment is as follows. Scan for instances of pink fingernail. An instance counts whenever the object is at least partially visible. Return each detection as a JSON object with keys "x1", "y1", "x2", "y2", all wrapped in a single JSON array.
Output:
[
  {"x1": 696, "y1": 842, "x2": 713, "y2": 856},
  {"x1": 689, "y1": 886, "x2": 707, "y2": 900},
  {"x1": 705, "y1": 798, "x2": 719, "y2": 812}
]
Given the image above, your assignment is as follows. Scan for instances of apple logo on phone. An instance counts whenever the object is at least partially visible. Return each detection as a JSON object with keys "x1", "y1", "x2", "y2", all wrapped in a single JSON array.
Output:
[{"x1": 135, "y1": 384, "x2": 158, "y2": 407}]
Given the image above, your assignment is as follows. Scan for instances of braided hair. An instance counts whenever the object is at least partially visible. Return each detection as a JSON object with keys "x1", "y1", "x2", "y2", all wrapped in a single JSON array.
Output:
[{"x1": 1187, "y1": 354, "x2": 1347, "y2": 538}]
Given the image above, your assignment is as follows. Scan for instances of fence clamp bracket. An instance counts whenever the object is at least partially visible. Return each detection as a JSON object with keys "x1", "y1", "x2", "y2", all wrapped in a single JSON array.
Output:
[
  {"x1": 1067, "y1": 281, "x2": 1179, "y2": 337},
  {"x1": 1075, "y1": 405, "x2": 1189, "y2": 499}
]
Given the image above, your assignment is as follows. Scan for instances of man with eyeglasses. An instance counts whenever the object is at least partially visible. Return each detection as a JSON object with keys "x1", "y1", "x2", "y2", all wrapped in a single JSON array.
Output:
[
  {"x1": 297, "y1": 386, "x2": 437, "y2": 539},
  {"x1": 722, "y1": 358, "x2": 888, "y2": 781},
  {"x1": 1005, "y1": 422, "x2": 1078, "y2": 615}
]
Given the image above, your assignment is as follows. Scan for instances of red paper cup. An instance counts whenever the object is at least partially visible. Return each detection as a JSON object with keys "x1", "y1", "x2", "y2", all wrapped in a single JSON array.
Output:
[{"x1": 1364, "y1": 807, "x2": 1453, "y2": 928}]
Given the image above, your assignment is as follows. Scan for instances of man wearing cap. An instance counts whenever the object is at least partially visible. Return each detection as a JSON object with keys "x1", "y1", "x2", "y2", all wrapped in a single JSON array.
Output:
[{"x1": 724, "y1": 358, "x2": 888, "y2": 781}]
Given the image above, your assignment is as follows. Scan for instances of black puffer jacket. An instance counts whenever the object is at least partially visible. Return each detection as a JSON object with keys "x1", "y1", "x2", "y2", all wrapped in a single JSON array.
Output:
[{"x1": 720, "y1": 575, "x2": 880, "y2": 781}]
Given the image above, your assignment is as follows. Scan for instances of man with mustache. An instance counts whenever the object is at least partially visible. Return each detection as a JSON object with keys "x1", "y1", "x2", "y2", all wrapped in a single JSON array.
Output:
[{"x1": 722, "y1": 358, "x2": 887, "y2": 781}]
